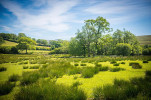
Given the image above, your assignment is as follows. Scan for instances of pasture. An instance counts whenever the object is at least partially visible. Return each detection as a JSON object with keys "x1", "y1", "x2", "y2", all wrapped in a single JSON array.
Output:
[{"x1": 0, "y1": 54, "x2": 151, "y2": 100}]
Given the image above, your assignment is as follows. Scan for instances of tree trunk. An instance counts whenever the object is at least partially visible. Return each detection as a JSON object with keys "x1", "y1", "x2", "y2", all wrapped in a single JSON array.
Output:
[{"x1": 26, "y1": 48, "x2": 27, "y2": 54}]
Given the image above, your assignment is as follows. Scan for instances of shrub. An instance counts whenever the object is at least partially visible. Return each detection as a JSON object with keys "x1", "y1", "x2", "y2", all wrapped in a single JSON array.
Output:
[
  {"x1": 20, "y1": 71, "x2": 41, "y2": 85},
  {"x1": 121, "y1": 62, "x2": 125, "y2": 64},
  {"x1": 115, "y1": 43, "x2": 132, "y2": 56},
  {"x1": 110, "y1": 61, "x2": 117, "y2": 64},
  {"x1": 72, "y1": 81, "x2": 81, "y2": 87},
  {"x1": 99, "y1": 66, "x2": 108, "y2": 71},
  {"x1": 23, "y1": 66, "x2": 28, "y2": 69},
  {"x1": 80, "y1": 63, "x2": 86, "y2": 66},
  {"x1": 146, "y1": 70, "x2": 151, "y2": 76},
  {"x1": 143, "y1": 60, "x2": 148, "y2": 63},
  {"x1": 74, "y1": 63, "x2": 79, "y2": 66},
  {"x1": 30, "y1": 60, "x2": 37, "y2": 64},
  {"x1": 82, "y1": 67, "x2": 99, "y2": 78},
  {"x1": 68, "y1": 67, "x2": 81, "y2": 75},
  {"x1": 113, "y1": 63, "x2": 120, "y2": 66},
  {"x1": 95, "y1": 63, "x2": 102, "y2": 67},
  {"x1": 42, "y1": 64, "x2": 48, "y2": 68},
  {"x1": 8, "y1": 74, "x2": 20, "y2": 82},
  {"x1": 110, "y1": 67, "x2": 125, "y2": 72},
  {"x1": 0, "y1": 82, "x2": 15, "y2": 96},
  {"x1": 30, "y1": 65, "x2": 40, "y2": 69},
  {"x1": 15, "y1": 80, "x2": 86, "y2": 100},
  {"x1": 129, "y1": 62, "x2": 142, "y2": 69},
  {"x1": 0, "y1": 67, "x2": 7, "y2": 72}
]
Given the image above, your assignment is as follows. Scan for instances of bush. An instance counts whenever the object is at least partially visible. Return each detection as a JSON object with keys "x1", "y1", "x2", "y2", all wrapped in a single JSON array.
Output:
[
  {"x1": 80, "y1": 63, "x2": 86, "y2": 66},
  {"x1": 0, "y1": 82, "x2": 15, "y2": 96},
  {"x1": 74, "y1": 63, "x2": 79, "y2": 66},
  {"x1": 99, "y1": 66, "x2": 108, "y2": 71},
  {"x1": 23, "y1": 66, "x2": 28, "y2": 69},
  {"x1": 143, "y1": 60, "x2": 148, "y2": 63},
  {"x1": 72, "y1": 81, "x2": 81, "y2": 87},
  {"x1": 82, "y1": 67, "x2": 99, "y2": 78},
  {"x1": 20, "y1": 71, "x2": 41, "y2": 85},
  {"x1": 115, "y1": 43, "x2": 132, "y2": 56},
  {"x1": 30, "y1": 65, "x2": 40, "y2": 69},
  {"x1": 110, "y1": 61, "x2": 117, "y2": 64},
  {"x1": 8, "y1": 74, "x2": 20, "y2": 82},
  {"x1": 146, "y1": 70, "x2": 151, "y2": 76},
  {"x1": 129, "y1": 62, "x2": 142, "y2": 69},
  {"x1": 110, "y1": 67, "x2": 125, "y2": 72},
  {"x1": 42, "y1": 64, "x2": 48, "y2": 68},
  {"x1": 95, "y1": 63, "x2": 102, "y2": 67},
  {"x1": 68, "y1": 67, "x2": 81, "y2": 75},
  {"x1": 0, "y1": 46, "x2": 18, "y2": 54},
  {"x1": 0, "y1": 67, "x2": 7, "y2": 72},
  {"x1": 113, "y1": 63, "x2": 120, "y2": 66},
  {"x1": 121, "y1": 62, "x2": 125, "y2": 64},
  {"x1": 15, "y1": 80, "x2": 86, "y2": 100}
]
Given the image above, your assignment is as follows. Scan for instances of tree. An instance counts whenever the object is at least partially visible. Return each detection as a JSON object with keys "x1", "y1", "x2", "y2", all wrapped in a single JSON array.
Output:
[
  {"x1": 18, "y1": 33, "x2": 26, "y2": 39},
  {"x1": 0, "y1": 36, "x2": 4, "y2": 45},
  {"x1": 17, "y1": 37, "x2": 36, "y2": 53},
  {"x1": 115, "y1": 43, "x2": 132, "y2": 56}
]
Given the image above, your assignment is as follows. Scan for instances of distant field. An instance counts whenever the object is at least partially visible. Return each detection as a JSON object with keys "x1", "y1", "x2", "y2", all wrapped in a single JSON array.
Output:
[
  {"x1": 136, "y1": 35, "x2": 151, "y2": 45},
  {"x1": 1, "y1": 40, "x2": 18, "y2": 46},
  {"x1": 0, "y1": 40, "x2": 50, "y2": 49}
]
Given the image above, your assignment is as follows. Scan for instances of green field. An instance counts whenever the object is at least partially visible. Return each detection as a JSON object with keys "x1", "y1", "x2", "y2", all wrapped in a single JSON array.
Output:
[
  {"x1": 0, "y1": 54, "x2": 151, "y2": 100},
  {"x1": 137, "y1": 35, "x2": 151, "y2": 45}
]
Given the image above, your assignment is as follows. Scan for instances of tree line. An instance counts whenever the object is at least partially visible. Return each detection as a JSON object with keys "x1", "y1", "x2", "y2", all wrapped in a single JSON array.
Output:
[
  {"x1": 0, "y1": 16, "x2": 151, "y2": 55},
  {"x1": 69, "y1": 16, "x2": 149, "y2": 56}
]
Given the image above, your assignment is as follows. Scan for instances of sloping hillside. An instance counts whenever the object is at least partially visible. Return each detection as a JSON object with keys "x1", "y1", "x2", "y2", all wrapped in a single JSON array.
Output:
[
  {"x1": 1, "y1": 40, "x2": 18, "y2": 46},
  {"x1": 136, "y1": 35, "x2": 151, "y2": 45}
]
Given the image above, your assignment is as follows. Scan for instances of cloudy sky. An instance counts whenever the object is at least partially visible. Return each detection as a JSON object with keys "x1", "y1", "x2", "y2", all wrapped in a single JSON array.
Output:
[{"x1": 0, "y1": 0, "x2": 151, "y2": 40}]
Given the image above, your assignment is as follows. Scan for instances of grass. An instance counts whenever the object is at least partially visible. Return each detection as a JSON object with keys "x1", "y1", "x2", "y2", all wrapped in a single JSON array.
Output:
[
  {"x1": 15, "y1": 80, "x2": 86, "y2": 100},
  {"x1": 129, "y1": 62, "x2": 142, "y2": 69},
  {"x1": 8, "y1": 74, "x2": 20, "y2": 82},
  {"x1": 0, "y1": 54, "x2": 151, "y2": 99},
  {"x1": 0, "y1": 82, "x2": 15, "y2": 96},
  {"x1": 0, "y1": 67, "x2": 7, "y2": 72},
  {"x1": 1, "y1": 40, "x2": 18, "y2": 46}
]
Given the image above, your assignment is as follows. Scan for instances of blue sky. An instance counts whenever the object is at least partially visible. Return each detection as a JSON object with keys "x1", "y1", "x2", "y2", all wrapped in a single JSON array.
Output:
[{"x1": 0, "y1": 0, "x2": 151, "y2": 40}]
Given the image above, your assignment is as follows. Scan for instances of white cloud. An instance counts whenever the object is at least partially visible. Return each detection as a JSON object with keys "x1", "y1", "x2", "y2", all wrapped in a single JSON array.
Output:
[
  {"x1": 0, "y1": 0, "x2": 79, "y2": 33},
  {"x1": 1, "y1": 26, "x2": 12, "y2": 32}
]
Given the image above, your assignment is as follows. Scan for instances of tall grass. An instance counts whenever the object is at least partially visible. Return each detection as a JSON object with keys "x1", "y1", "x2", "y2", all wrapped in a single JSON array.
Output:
[
  {"x1": 0, "y1": 82, "x2": 15, "y2": 96},
  {"x1": 0, "y1": 67, "x2": 7, "y2": 72},
  {"x1": 8, "y1": 74, "x2": 20, "y2": 82},
  {"x1": 15, "y1": 80, "x2": 86, "y2": 100}
]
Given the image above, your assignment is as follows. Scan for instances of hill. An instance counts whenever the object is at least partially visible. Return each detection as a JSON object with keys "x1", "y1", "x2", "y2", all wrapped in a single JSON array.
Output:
[
  {"x1": 136, "y1": 35, "x2": 151, "y2": 45},
  {"x1": 0, "y1": 40, "x2": 50, "y2": 50}
]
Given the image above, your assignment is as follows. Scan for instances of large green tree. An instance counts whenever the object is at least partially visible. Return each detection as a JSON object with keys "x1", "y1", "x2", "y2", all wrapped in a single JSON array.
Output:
[{"x1": 17, "y1": 37, "x2": 36, "y2": 53}]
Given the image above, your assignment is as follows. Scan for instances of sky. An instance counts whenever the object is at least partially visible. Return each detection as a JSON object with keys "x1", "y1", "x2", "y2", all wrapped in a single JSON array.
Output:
[{"x1": 0, "y1": 0, "x2": 151, "y2": 40}]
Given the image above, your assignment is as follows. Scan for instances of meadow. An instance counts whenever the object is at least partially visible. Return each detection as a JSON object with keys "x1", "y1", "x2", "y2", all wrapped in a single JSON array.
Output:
[{"x1": 0, "y1": 54, "x2": 151, "y2": 100}]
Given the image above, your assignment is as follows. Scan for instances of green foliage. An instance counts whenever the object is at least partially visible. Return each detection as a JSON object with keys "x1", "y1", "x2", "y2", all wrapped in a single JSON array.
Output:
[
  {"x1": 110, "y1": 67, "x2": 125, "y2": 72},
  {"x1": 23, "y1": 66, "x2": 28, "y2": 69},
  {"x1": 37, "y1": 39, "x2": 48, "y2": 46},
  {"x1": 29, "y1": 65, "x2": 40, "y2": 69},
  {"x1": 0, "y1": 67, "x2": 7, "y2": 72},
  {"x1": 8, "y1": 74, "x2": 20, "y2": 82},
  {"x1": 110, "y1": 60, "x2": 117, "y2": 64},
  {"x1": 113, "y1": 63, "x2": 120, "y2": 66},
  {"x1": 20, "y1": 71, "x2": 41, "y2": 85},
  {"x1": 15, "y1": 80, "x2": 86, "y2": 100},
  {"x1": 72, "y1": 81, "x2": 81, "y2": 87},
  {"x1": 82, "y1": 67, "x2": 99, "y2": 78},
  {"x1": 17, "y1": 37, "x2": 36, "y2": 53},
  {"x1": 0, "y1": 46, "x2": 18, "y2": 54},
  {"x1": 121, "y1": 62, "x2": 125, "y2": 64},
  {"x1": 129, "y1": 62, "x2": 142, "y2": 69},
  {"x1": 74, "y1": 63, "x2": 79, "y2": 66},
  {"x1": 143, "y1": 48, "x2": 151, "y2": 55},
  {"x1": 80, "y1": 63, "x2": 86, "y2": 66},
  {"x1": 143, "y1": 60, "x2": 148, "y2": 63},
  {"x1": 0, "y1": 36, "x2": 4, "y2": 44},
  {"x1": 99, "y1": 66, "x2": 109, "y2": 71},
  {"x1": 116, "y1": 43, "x2": 132, "y2": 56},
  {"x1": 0, "y1": 82, "x2": 15, "y2": 96},
  {"x1": 95, "y1": 63, "x2": 102, "y2": 67}
]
